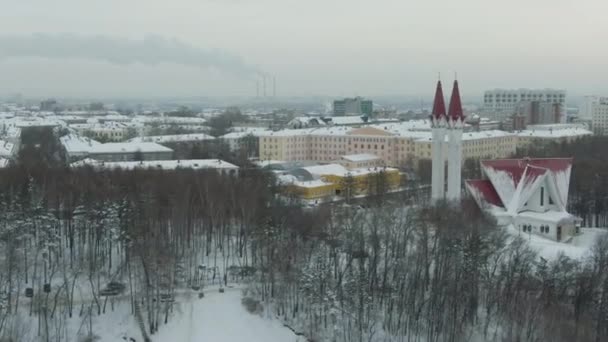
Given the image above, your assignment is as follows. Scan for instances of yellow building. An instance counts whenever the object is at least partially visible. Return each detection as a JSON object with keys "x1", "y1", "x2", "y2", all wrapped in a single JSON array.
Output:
[
  {"x1": 285, "y1": 180, "x2": 336, "y2": 200},
  {"x1": 287, "y1": 164, "x2": 401, "y2": 199}
]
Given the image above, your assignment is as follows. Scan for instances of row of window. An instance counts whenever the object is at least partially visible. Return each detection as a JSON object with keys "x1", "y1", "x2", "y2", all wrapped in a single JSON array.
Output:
[{"x1": 522, "y1": 224, "x2": 551, "y2": 234}]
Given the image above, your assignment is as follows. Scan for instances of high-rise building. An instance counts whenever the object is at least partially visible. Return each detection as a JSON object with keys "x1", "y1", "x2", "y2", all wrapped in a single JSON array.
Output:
[
  {"x1": 516, "y1": 101, "x2": 562, "y2": 125},
  {"x1": 591, "y1": 97, "x2": 608, "y2": 135},
  {"x1": 333, "y1": 97, "x2": 373, "y2": 116},
  {"x1": 580, "y1": 96, "x2": 599, "y2": 120},
  {"x1": 483, "y1": 89, "x2": 566, "y2": 121}
]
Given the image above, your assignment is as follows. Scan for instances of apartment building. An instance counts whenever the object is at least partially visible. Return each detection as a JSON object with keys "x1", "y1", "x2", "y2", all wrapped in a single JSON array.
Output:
[
  {"x1": 483, "y1": 89, "x2": 566, "y2": 121},
  {"x1": 591, "y1": 97, "x2": 608, "y2": 135},
  {"x1": 258, "y1": 122, "x2": 591, "y2": 168}
]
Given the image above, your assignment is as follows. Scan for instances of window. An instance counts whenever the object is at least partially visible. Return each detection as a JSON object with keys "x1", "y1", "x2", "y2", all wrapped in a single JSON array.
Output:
[
  {"x1": 549, "y1": 196, "x2": 554, "y2": 205},
  {"x1": 540, "y1": 187, "x2": 544, "y2": 206}
]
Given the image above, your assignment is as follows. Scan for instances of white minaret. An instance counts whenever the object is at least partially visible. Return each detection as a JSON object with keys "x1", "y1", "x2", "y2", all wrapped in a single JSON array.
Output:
[
  {"x1": 431, "y1": 80, "x2": 447, "y2": 202},
  {"x1": 447, "y1": 80, "x2": 465, "y2": 201}
]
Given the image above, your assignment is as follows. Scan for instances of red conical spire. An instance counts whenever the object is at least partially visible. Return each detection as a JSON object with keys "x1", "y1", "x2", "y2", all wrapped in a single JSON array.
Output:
[
  {"x1": 448, "y1": 80, "x2": 464, "y2": 121},
  {"x1": 432, "y1": 80, "x2": 447, "y2": 119}
]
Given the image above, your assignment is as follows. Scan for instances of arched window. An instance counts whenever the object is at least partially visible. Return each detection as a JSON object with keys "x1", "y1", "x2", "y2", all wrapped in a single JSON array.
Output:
[{"x1": 546, "y1": 226, "x2": 550, "y2": 234}]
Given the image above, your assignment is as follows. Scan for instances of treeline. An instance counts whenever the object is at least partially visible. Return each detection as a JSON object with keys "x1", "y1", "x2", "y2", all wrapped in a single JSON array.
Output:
[{"x1": 250, "y1": 200, "x2": 608, "y2": 342}]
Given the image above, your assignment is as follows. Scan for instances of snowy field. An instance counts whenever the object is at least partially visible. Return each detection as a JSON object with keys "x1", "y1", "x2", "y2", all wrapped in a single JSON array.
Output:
[
  {"x1": 14, "y1": 286, "x2": 303, "y2": 342},
  {"x1": 507, "y1": 226, "x2": 606, "y2": 260},
  {"x1": 90, "y1": 287, "x2": 302, "y2": 342}
]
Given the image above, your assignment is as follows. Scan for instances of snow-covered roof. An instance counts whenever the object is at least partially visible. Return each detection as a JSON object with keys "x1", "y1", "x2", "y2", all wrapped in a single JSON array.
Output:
[
  {"x1": 300, "y1": 163, "x2": 398, "y2": 178},
  {"x1": 0, "y1": 140, "x2": 16, "y2": 157},
  {"x1": 278, "y1": 174, "x2": 332, "y2": 188},
  {"x1": 467, "y1": 158, "x2": 573, "y2": 216},
  {"x1": 342, "y1": 153, "x2": 380, "y2": 162},
  {"x1": 301, "y1": 164, "x2": 349, "y2": 177},
  {"x1": 60, "y1": 134, "x2": 102, "y2": 154},
  {"x1": 517, "y1": 210, "x2": 576, "y2": 223},
  {"x1": 72, "y1": 159, "x2": 237, "y2": 170},
  {"x1": 88, "y1": 142, "x2": 173, "y2": 154},
  {"x1": 516, "y1": 128, "x2": 592, "y2": 139},
  {"x1": 128, "y1": 133, "x2": 215, "y2": 143},
  {"x1": 326, "y1": 116, "x2": 366, "y2": 125},
  {"x1": 221, "y1": 131, "x2": 266, "y2": 139}
]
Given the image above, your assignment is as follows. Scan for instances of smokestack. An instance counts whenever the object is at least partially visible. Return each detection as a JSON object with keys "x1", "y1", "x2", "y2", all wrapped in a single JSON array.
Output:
[
  {"x1": 263, "y1": 75, "x2": 267, "y2": 97},
  {"x1": 273, "y1": 76, "x2": 276, "y2": 97},
  {"x1": 256, "y1": 79, "x2": 260, "y2": 98}
]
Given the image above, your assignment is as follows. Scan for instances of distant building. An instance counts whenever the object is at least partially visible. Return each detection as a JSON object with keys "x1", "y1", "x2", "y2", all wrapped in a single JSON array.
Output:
[
  {"x1": 333, "y1": 97, "x2": 373, "y2": 116},
  {"x1": 280, "y1": 163, "x2": 400, "y2": 200},
  {"x1": 516, "y1": 101, "x2": 562, "y2": 125},
  {"x1": 87, "y1": 142, "x2": 173, "y2": 162},
  {"x1": 60, "y1": 134, "x2": 102, "y2": 162},
  {"x1": 71, "y1": 158, "x2": 238, "y2": 176},
  {"x1": 40, "y1": 99, "x2": 58, "y2": 112},
  {"x1": 483, "y1": 89, "x2": 566, "y2": 121},
  {"x1": 591, "y1": 97, "x2": 608, "y2": 135},
  {"x1": 579, "y1": 95, "x2": 599, "y2": 120}
]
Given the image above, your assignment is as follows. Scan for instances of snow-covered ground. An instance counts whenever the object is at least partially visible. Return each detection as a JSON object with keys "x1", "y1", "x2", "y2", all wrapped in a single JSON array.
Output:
[
  {"x1": 89, "y1": 287, "x2": 301, "y2": 342},
  {"x1": 13, "y1": 286, "x2": 302, "y2": 342},
  {"x1": 507, "y1": 225, "x2": 606, "y2": 260},
  {"x1": 154, "y1": 288, "x2": 303, "y2": 342}
]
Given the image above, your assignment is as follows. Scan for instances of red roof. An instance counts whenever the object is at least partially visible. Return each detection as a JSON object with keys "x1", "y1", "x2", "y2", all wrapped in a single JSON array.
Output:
[
  {"x1": 481, "y1": 158, "x2": 572, "y2": 185},
  {"x1": 466, "y1": 179, "x2": 503, "y2": 207},
  {"x1": 431, "y1": 80, "x2": 447, "y2": 119},
  {"x1": 448, "y1": 80, "x2": 464, "y2": 121}
]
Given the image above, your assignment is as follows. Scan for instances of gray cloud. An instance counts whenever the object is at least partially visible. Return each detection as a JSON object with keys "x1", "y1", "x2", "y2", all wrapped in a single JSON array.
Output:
[{"x1": 0, "y1": 33, "x2": 262, "y2": 78}]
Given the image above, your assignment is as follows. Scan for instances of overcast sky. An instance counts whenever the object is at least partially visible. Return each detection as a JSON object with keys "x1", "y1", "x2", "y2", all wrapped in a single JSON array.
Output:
[{"x1": 1, "y1": 0, "x2": 607, "y2": 98}]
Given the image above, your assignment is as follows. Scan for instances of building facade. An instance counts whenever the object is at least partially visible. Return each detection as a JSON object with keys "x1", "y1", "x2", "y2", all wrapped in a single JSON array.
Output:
[
  {"x1": 333, "y1": 97, "x2": 373, "y2": 116},
  {"x1": 258, "y1": 124, "x2": 589, "y2": 171},
  {"x1": 591, "y1": 97, "x2": 608, "y2": 135},
  {"x1": 483, "y1": 89, "x2": 566, "y2": 121}
]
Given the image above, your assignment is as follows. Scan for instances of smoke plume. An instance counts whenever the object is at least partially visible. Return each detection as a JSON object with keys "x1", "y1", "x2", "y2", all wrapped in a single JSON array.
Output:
[{"x1": 0, "y1": 33, "x2": 262, "y2": 78}]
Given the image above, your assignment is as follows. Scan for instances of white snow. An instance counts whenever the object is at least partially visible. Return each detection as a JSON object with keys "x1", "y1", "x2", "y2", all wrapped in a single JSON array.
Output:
[
  {"x1": 483, "y1": 167, "x2": 517, "y2": 211},
  {"x1": 72, "y1": 158, "x2": 238, "y2": 171},
  {"x1": 88, "y1": 142, "x2": 173, "y2": 154},
  {"x1": 128, "y1": 133, "x2": 215, "y2": 144},
  {"x1": 153, "y1": 289, "x2": 302, "y2": 342},
  {"x1": 507, "y1": 225, "x2": 606, "y2": 260},
  {"x1": 60, "y1": 134, "x2": 101, "y2": 155},
  {"x1": 341, "y1": 153, "x2": 379, "y2": 162},
  {"x1": 0, "y1": 139, "x2": 15, "y2": 157}
]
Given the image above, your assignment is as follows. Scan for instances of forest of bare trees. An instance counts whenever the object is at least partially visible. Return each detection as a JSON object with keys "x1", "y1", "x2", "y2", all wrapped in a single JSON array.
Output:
[{"x1": 2, "y1": 134, "x2": 608, "y2": 341}]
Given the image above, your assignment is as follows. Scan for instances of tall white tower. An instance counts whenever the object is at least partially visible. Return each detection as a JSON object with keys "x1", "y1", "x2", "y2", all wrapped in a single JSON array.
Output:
[
  {"x1": 447, "y1": 80, "x2": 465, "y2": 201},
  {"x1": 431, "y1": 80, "x2": 447, "y2": 202}
]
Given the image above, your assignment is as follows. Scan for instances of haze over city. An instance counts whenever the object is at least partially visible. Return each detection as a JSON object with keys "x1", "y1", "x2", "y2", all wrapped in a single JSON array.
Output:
[
  {"x1": 2, "y1": 0, "x2": 607, "y2": 98},
  {"x1": 3, "y1": 1, "x2": 608, "y2": 342}
]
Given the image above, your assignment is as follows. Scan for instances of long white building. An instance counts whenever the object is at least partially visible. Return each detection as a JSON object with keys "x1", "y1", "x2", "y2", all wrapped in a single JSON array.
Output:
[{"x1": 483, "y1": 89, "x2": 566, "y2": 121}]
